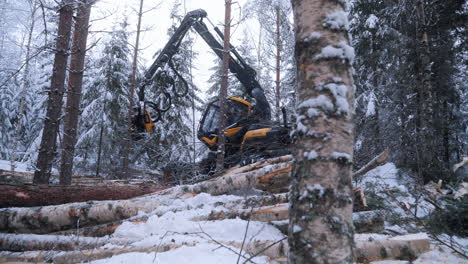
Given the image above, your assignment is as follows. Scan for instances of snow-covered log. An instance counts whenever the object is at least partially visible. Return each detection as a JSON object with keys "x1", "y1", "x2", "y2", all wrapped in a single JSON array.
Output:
[
  {"x1": 187, "y1": 159, "x2": 292, "y2": 194},
  {"x1": 55, "y1": 193, "x2": 289, "y2": 237},
  {"x1": 0, "y1": 183, "x2": 165, "y2": 207},
  {"x1": 0, "y1": 190, "x2": 174, "y2": 234}
]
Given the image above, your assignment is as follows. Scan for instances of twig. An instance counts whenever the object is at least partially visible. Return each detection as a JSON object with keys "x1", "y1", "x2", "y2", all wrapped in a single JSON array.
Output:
[
  {"x1": 237, "y1": 207, "x2": 254, "y2": 264},
  {"x1": 429, "y1": 233, "x2": 468, "y2": 259},
  {"x1": 197, "y1": 224, "x2": 257, "y2": 264},
  {"x1": 242, "y1": 237, "x2": 287, "y2": 264}
]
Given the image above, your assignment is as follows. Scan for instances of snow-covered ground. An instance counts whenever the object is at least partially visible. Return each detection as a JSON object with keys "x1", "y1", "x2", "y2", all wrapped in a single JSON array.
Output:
[{"x1": 0, "y1": 159, "x2": 30, "y2": 172}]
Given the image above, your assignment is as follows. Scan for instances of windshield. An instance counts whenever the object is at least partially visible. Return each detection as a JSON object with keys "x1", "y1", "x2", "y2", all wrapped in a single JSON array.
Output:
[
  {"x1": 202, "y1": 105, "x2": 220, "y2": 135},
  {"x1": 200, "y1": 99, "x2": 249, "y2": 135}
]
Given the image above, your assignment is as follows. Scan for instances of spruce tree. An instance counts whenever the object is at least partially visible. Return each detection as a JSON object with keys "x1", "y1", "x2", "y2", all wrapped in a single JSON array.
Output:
[
  {"x1": 143, "y1": 1, "x2": 202, "y2": 182},
  {"x1": 76, "y1": 20, "x2": 132, "y2": 176}
]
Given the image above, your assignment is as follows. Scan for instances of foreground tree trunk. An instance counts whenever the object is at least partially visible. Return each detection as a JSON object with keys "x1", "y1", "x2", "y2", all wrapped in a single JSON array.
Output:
[
  {"x1": 289, "y1": 0, "x2": 356, "y2": 263},
  {"x1": 59, "y1": 0, "x2": 92, "y2": 185},
  {"x1": 33, "y1": 0, "x2": 74, "y2": 184},
  {"x1": 215, "y1": 0, "x2": 231, "y2": 172}
]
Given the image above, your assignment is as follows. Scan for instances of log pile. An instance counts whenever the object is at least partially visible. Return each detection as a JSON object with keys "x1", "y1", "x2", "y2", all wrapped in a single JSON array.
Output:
[{"x1": 0, "y1": 155, "x2": 431, "y2": 263}]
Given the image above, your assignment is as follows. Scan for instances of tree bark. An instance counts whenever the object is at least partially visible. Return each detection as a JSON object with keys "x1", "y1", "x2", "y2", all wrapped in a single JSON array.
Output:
[
  {"x1": 0, "y1": 184, "x2": 165, "y2": 207},
  {"x1": 215, "y1": 0, "x2": 231, "y2": 172},
  {"x1": 59, "y1": 0, "x2": 92, "y2": 185},
  {"x1": 289, "y1": 0, "x2": 355, "y2": 263},
  {"x1": 33, "y1": 0, "x2": 74, "y2": 184}
]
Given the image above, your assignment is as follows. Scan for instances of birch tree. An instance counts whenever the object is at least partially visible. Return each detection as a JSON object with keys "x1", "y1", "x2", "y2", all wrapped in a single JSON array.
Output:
[{"x1": 289, "y1": 0, "x2": 355, "y2": 263}]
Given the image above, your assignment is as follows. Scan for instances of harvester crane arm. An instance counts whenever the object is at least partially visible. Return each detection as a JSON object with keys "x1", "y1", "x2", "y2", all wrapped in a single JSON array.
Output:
[{"x1": 136, "y1": 9, "x2": 271, "y2": 123}]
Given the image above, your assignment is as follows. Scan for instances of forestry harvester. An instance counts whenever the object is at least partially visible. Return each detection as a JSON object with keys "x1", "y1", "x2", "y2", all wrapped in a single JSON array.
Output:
[{"x1": 132, "y1": 9, "x2": 291, "y2": 172}]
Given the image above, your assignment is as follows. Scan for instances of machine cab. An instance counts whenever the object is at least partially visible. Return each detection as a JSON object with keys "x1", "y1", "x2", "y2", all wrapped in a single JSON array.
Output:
[{"x1": 198, "y1": 97, "x2": 251, "y2": 149}]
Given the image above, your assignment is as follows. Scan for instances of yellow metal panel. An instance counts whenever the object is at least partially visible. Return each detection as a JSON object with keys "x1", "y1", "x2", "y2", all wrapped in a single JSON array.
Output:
[
  {"x1": 229, "y1": 97, "x2": 252, "y2": 113},
  {"x1": 226, "y1": 127, "x2": 242, "y2": 137},
  {"x1": 202, "y1": 136, "x2": 217, "y2": 147},
  {"x1": 241, "y1": 128, "x2": 272, "y2": 148},
  {"x1": 144, "y1": 111, "x2": 154, "y2": 132}
]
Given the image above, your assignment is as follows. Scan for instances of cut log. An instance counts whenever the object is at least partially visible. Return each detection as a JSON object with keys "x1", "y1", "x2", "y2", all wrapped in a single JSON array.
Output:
[
  {"x1": 187, "y1": 160, "x2": 292, "y2": 195},
  {"x1": 0, "y1": 190, "x2": 175, "y2": 234},
  {"x1": 353, "y1": 148, "x2": 391, "y2": 178},
  {"x1": 0, "y1": 237, "x2": 430, "y2": 263},
  {"x1": 355, "y1": 239, "x2": 430, "y2": 263},
  {"x1": 55, "y1": 193, "x2": 290, "y2": 237},
  {"x1": 0, "y1": 155, "x2": 365, "y2": 234},
  {"x1": 195, "y1": 205, "x2": 384, "y2": 234},
  {"x1": 0, "y1": 183, "x2": 166, "y2": 207},
  {"x1": 0, "y1": 233, "x2": 109, "y2": 252}
]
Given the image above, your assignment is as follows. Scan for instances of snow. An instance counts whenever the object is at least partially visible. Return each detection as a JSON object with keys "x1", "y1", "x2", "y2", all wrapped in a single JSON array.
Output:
[
  {"x1": 322, "y1": 83, "x2": 350, "y2": 115},
  {"x1": 0, "y1": 159, "x2": 30, "y2": 172},
  {"x1": 331, "y1": 151, "x2": 352, "y2": 162},
  {"x1": 298, "y1": 95, "x2": 334, "y2": 113},
  {"x1": 365, "y1": 14, "x2": 379, "y2": 29},
  {"x1": 355, "y1": 137, "x2": 363, "y2": 151},
  {"x1": 271, "y1": 0, "x2": 291, "y2": 9},
  {"x1": 304, "y1": 150, "x2": 318, "y2": 160},
  {"x1": 86, "y1": 192, "x2": 286, "y2": 263},
  {"x1": 293, "y1": 225, "x2": 302, "y2": 233},
  {"x1": 358, "y1": 162, "x2": 400, "y2": 188},
  {"x1": 366, "y1": 92, "x2": 376, "y2": 117},
  {"x1": 315, "y1": 41, "x2": 355, "y2": 63},
  {"x1": 324, "y1": 10, "x2": 349, "y2": 30},
  {"x1": 307, "y1": 184, "x2": 326, "y2": 197},
  {"x1": 294, "y1": 115, "x2": 308, "y2": 134},
  {"x1": 110, "y1": 193, "x2": 284, "y2": 247},
  {"x1": 304, "y1": 32, "x2": 321, "y2": 41},
  {"x1": 91, "y1": 243, "x2": 270, "y2": 264}
]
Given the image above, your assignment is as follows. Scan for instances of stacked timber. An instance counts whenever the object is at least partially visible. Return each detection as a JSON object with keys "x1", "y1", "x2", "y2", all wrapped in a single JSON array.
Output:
[{"x1": 0, "y1": 155, "x2": 431, "y2": 263}]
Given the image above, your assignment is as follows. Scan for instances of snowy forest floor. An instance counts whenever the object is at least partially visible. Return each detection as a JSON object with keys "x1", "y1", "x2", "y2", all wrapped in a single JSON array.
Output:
[{"x1": 0, "y1": 157, "x2": 467, "y2": 263}]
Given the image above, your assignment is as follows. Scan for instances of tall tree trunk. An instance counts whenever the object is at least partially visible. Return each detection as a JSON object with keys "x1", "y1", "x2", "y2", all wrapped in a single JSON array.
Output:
[
  {"x1": 59, "y1": 0, "x2": 92, "y2": 185},
  {"x1": 415, "y1": 0, "x2": 436, "y2": 182},
  {"x1": 289, "y1": 0, "x2": 355, "y2": 263},
  {"x1": 121, "y1": 0, "x2": 144, "y2": 179},
  {"x1": 33, "y1": 0, "x2": 74, "y2": 184},
  {"x1": 215, "y1": 0, "x2": 232, "y2": 172},
  {"x1": 275, "y1": 6, "x2": 281, "y2": 122},
  {"x1": 11, "y1": 0, "x2": 38, "y2": 171}
]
